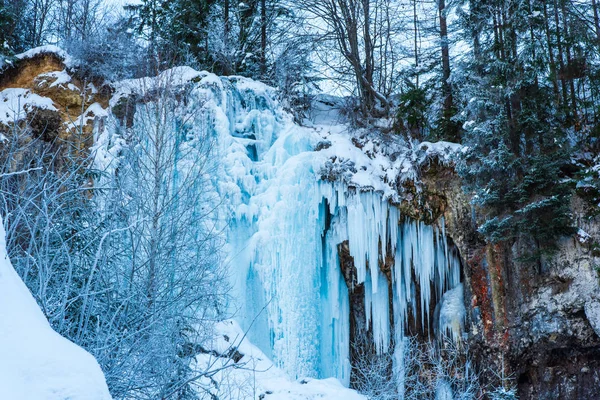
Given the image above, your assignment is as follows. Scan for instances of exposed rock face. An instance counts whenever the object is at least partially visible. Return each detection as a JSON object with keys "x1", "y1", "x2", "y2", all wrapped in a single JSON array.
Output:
[
  {"x1": 420, "y1": 163, "x2": 600, "y2": 399},
  {"x1": 338, "y1": 240, "x2": 376, "y2": 387},
  {"x1": 0, "y1": 50, "x2": 110, "y2": 170}
]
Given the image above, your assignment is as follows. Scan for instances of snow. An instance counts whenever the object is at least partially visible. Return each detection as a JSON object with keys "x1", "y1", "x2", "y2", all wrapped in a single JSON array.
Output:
[
  {"x1": 15, "y1": 45, "x2": 78, "y2": 68},
  {"x1": 27, "y1": 69, "x2": 73, "y2": 90},
  {"x1": 420, "y1": 141, "x2": 463, "y2": 165},
  {"x1": 65, "y1": 102, "x2": 108, "y2": 132},
  {"x1": 194, "y1": 320, "x2": 366, "y2": 399},
  {"x1": 577, "y1": 228, "x2": 592, "y2": 244},
  {"x1": 109, "y1": 66, "x2": 209, "y2": 107},
  {"x1": 0, "y1": 88, "x2": 57, "y2": 125},
  {"x1": 0, "y1": 216, "x2": 112, "y2": 400}
]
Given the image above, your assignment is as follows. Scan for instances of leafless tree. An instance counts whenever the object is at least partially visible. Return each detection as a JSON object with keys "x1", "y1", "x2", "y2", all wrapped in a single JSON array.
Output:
[
  {"x1": 0, "y1": 69, "x2": 230, "y2": 399},
  {"x1": 55, "y1": 0, "x2": 107, "y2": 43},
  {"x1": 0, "y1": 105, "x2": 104, "y2": 339},
  {"x1": 90, "y1": 69, "x2": 229, "y2": 399},
  {"x1": 297, "y1": 0, "x2": 406, "y2": 117},
  {"x1": 25, "y1": 0, "x2": 57, "y2": 47}
]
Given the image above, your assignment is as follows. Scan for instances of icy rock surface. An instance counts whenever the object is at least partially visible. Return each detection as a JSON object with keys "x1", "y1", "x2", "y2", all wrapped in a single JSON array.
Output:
[
  {"x1": 0, "y1": 216, "x2": 112, "y2": 400},
  {"x1": 97, "y1": 67, "x2": 465, "y2": 389},
  {"x1": 438, "y1": 283, "x2": 466, "y2": 343}
]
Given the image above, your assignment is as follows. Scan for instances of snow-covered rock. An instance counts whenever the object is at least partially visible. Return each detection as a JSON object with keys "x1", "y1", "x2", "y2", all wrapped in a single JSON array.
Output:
[
  {"x1": 15, "y1": 45, "x2": 79, "y2": 68},
  {"x1": 0, "y1": 87, "x2": 57, "y2": 125},
  {"x1": 0, "y1": 216, "x2": 112, "y2": 400}
]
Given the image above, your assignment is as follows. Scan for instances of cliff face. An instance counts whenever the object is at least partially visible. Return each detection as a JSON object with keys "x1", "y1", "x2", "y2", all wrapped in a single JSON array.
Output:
[
  {"x1": 3, "y1": 48, "x2": 600, "y2": 399},
  {"x1": 0, "y1": 47, "x2": 109, "y2": 170},
  {"x1": 420, "y1": 163, "x2": 600, "y2": 399}
]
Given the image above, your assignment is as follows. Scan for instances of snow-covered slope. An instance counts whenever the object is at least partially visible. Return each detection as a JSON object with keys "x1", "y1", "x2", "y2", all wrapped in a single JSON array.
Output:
[
  {"x1": 0, "y1": 216, "x2": 112, "y2": 400},
  {"x1": 194, "y1": 320, "x2": 366, "y2": 399}
]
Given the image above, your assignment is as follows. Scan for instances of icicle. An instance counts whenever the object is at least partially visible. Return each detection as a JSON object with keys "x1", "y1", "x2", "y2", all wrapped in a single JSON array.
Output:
[
  {"x1": 388, "y1": 206, "x2": 399, "y2": 257},
  {"x1": 320, "y1": 210, "x2": 351, "y2": 385},
  {"x1": 371, "y1": 269, "x2": 390, "y2": 353},
  {"x1": 415, "y1": 222, "x2": 435, "y2": 332},
  {"x1": 435, "y1": 226, "x2": 446, "y2": 299},
  {"x1": 364, "y1": 273, "x2": 372, "y2": 332}
]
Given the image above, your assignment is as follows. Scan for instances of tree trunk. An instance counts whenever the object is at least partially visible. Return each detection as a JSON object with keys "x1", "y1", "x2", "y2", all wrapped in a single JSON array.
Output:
[
  {"x1": 592, "y1": 0, "x2": 600, "y2": 44},
  {"x1": 527, "y1": 0, "x2": 538, "y2": 88},
  {"x1": 543, "y1": 1, "x2": 560, "y2": 103},
  {"x1": 224, "y1": 0, "x2": 230, "y2": 44},
  {"x1": 561, "y1": 0, "x2": 578, "y2": 126},
  {"x1": 260, "y1": 0, "x2": 267, "y2": 78},
  {"x1": 223, "y1": 0, "x2": 231, "y2": 74},
  {"x1": 438, "y1": 0, "x2": 452, "y2": 120},
  {"x1": 553, "y1": 0, "x2": 569, "y2": 116},
  {"x1": 362, "y1": 0, "x2": 376, "y2": 113},
  {"x1": 413, "y1": 0, "x2": 419, "y2": 88}
]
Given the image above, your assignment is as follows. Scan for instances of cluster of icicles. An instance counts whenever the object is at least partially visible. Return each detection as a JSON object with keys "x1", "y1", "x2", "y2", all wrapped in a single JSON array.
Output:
[
  {"x1": 320, "y1": 183, "x2": 463, "y2": 378},
  {"x1": 234, "y1": 181, "x2": 464, "y2": 385}
]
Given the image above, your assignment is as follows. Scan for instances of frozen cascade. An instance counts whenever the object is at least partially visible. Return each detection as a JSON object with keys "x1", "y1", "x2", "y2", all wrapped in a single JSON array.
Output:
[
  {"x1": 224, "y1": 96, "x2": 465, "y2": 383},
  {"x1": 97, "y1": 68, "x2": 466, "y2": 388},
  {"x1": 200, "y1": 75, "x2": 465, "y2": 384}
]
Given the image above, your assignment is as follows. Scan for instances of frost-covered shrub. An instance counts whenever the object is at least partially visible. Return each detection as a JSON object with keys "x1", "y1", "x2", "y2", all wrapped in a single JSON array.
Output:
[
  {"x1": 63, "y1": 28, "x2": 146, "y2": 82},
  {"x1": 352, "y1": 337, "x2": 481, "y2": 400},
  {"x1": 403, "y1": 339, "x2": 480, "y2": 400},
  {"x1": 351, "y1": 335, "x2": 397, "y2": 400}
]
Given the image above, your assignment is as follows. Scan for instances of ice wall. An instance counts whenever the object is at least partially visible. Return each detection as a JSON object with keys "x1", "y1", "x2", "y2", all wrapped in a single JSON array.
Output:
[
  {"x1": 200, "y1": 78, "x2": 465, "y2": 384},
  {"x1": 99, "y1": 68, "x2": 465, "y2": 388}
]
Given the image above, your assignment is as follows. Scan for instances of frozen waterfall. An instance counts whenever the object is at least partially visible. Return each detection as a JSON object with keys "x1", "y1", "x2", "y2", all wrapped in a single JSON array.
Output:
[
  {"x1": 97, "y1": 69, "x2": 466, "y2": 389},
  {"x1": 208, "y1": 76, "x2": 465, "y2": 384}
]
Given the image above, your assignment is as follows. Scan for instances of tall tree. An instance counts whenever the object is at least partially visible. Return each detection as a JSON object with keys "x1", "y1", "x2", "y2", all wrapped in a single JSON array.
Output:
[{"x1": 456, "y1": 0, "x2": 575, "y2": 253}]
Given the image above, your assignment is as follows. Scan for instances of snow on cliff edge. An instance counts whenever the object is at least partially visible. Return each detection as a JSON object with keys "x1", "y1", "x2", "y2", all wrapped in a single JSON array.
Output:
[{"x1": 0, "y1": 216, "x2": 112, "y2": 400}]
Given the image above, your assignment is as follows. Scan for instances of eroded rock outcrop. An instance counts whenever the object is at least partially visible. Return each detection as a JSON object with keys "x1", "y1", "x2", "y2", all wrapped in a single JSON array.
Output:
[
  {"x1": 0, "y1": 47, "x2": 109, "y2": 169},
  {"x1": 419, "y1": 161, "x2": 600, "y2": 399}
]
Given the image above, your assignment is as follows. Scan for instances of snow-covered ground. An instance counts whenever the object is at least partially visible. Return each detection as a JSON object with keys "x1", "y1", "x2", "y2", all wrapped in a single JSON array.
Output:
[
  {"x1": 0, "y1": 216, "x2": 112, "y2": 400},
  {"x1": 194, "y1": 320, "x2": 366, "y2": 399}
]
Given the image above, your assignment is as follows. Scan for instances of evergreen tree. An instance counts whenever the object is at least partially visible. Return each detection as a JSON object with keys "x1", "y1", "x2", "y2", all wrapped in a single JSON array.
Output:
[
  {"x1": 147, "y1": 0, "x2": 216, "y2": 66},
  {"x1": 0, "y1": 0, "x2": 27, "y2": 54},
  {"x1": 456, "y1": 0, "x2": 575, "y2": 253}
]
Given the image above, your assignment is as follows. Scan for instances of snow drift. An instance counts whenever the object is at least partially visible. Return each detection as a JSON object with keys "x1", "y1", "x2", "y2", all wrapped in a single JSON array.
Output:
[
  {"x1": 0, "y1": 216, "x2": 112, "y2": 400},
  {"x1": 194, "y1": 320, "x2": 367, "y2": 399}
]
